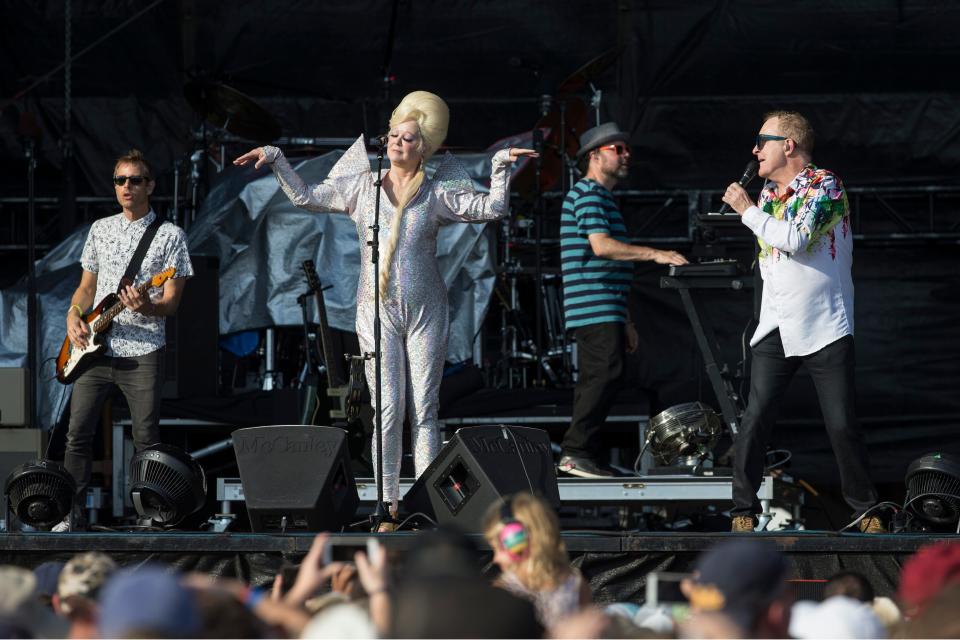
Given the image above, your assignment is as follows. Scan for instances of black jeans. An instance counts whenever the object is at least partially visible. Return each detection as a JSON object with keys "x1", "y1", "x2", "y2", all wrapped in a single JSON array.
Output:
[
  {"x1": 64, "y1": 350, "x2": 163, "y2": 496},
  {"x1": 562, "y1": 322, "x2": 624, "y2": 459},
  {"x1": 732, "y1": 331, "x2": 878, "y2": 517}
]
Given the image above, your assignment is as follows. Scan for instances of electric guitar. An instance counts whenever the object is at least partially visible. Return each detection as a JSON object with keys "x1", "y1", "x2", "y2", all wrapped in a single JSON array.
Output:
[
  {"x1": 55, "y1": 268, "x2": 176, "y2": 384},
  {"x1": 301, "y1": 260, "x2": 365, "y2": 421}
]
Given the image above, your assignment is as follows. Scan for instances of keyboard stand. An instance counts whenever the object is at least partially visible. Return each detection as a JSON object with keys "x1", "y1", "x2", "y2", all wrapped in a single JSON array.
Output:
[{"x1": 660, "y1": 274, "x2": 754, "y2": 438}]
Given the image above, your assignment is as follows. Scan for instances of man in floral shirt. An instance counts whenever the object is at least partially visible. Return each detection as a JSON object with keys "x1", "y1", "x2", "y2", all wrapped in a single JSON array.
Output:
[
  {"x1": 57, "y1": 149, "x2": 193, "y2": 531},
  {"x1": 721, "y1": 111, "x2": 881, "y2": 534}
]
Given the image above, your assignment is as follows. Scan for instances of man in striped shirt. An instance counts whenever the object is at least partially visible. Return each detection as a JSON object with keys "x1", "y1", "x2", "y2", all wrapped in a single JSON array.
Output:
[{"x1": 558, "y1": 123, "x2": 687, "y2": 478}]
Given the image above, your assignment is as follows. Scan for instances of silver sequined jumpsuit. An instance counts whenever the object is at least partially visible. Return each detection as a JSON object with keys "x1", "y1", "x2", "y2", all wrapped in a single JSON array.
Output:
[{"x1": 263, "y1": 137, "x2": 513, "y2": 506}]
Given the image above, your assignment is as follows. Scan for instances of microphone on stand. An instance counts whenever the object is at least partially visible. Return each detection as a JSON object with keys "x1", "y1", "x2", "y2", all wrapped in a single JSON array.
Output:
[
  {"x1": 718, "y1": 159, "x2": 759, "y2": 214},
  {"x1": 371, "y1": 133, "x2": 389, "y2": 148}
]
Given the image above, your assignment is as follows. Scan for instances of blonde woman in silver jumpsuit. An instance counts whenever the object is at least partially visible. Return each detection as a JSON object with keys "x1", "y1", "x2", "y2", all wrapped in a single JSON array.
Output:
[{"x1": 234, "y1": 91, "x2": 537, "y2": 522}]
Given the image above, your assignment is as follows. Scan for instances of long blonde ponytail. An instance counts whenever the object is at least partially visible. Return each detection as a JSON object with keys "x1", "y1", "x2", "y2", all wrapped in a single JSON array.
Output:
[{"x1": 378, "y1": 168, "x2": 425, "y2": 298}]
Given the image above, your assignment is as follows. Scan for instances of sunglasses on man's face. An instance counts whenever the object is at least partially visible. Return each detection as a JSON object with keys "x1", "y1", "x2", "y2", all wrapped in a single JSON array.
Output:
[
  {"x1": 113, "y1": 175, "x2": 149, "y2": 187},
  {"x1": 754, "y1": 134, "x2": 788, "y2": 149},
  {"x1": 598, "y1": 143, "x2": 631, "y2": 156}
]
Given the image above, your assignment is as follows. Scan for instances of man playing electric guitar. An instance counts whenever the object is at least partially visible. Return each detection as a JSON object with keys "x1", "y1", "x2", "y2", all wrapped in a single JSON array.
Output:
[{"x1": 57, "y1": 149, "x2": 193, "y2": 531}]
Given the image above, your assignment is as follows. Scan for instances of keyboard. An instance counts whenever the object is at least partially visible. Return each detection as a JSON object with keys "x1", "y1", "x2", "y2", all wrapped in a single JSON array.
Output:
[{"x1": 668, "y1": 260, "x2": 741, "y2": 277}]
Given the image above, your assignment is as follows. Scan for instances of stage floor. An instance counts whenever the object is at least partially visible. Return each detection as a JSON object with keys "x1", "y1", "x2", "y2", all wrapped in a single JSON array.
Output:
[{"x1": 1, "y1": 530, "x2": 954, "y2": 601}]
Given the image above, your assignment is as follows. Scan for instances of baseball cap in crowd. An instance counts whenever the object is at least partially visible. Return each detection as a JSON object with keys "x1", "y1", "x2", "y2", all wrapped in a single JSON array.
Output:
[
  {"x1": 687, "y1": 539, "x2": 789, "y2": 630},
  {"x1": 576, "y1": 122, "x2": 630, "y2": 159},
  {"x1": 97, "y1": 565, "x2": 200, "y2": 639},
  {"x1": 0, "y1": 565, "x2": 69, "y2": 638},
  {"x1": 789, "y1": 596, "x2": 887, "y2": 639},
  {"x1": 32, "y1": 561, "x2": 65, "y2": 601},
  {"x1": 57, "y1": 552, "x2": 117, "y2": 614},
  {"x1": 897, "y1": 541, "x2": 960, "y2": 615}
]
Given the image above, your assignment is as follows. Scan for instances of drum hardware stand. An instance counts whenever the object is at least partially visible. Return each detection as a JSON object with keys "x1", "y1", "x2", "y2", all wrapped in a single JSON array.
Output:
[
  {"x1": 23, "y1": 127, "x2": 39, "y2": 430},
  {"x1": 532, "y1": 116, "x2": 546, "y2": 387}
]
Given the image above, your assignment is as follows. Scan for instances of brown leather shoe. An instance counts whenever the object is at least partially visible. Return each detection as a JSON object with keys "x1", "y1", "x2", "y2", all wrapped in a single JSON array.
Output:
[
  {"x1": 376, "y1": 508, "x2": 399, "y2": 533},
  {"x1": 731, "y1": 515, "x2": 756, "y2": 533},
  {"x1": 859, "y1": 516, "x2": 886, "y2": 534}
]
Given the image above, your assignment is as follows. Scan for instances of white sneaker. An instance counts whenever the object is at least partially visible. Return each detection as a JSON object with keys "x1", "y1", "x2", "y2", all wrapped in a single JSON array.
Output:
[{"x1": 51, "y1": 517, "x2": 70, "y2": 533}]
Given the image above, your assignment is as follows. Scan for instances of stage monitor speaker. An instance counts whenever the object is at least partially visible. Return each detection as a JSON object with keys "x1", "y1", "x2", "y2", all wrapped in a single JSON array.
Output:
[
  {"x1": 403, "y1": 425, "x2": 560, "y2": 532},
  {"x1": 163, "y1": 255, "x2": 219, "y2": 399},
  {"x1": 233, "y1": 425, "x2": 359, "y2": 533}
]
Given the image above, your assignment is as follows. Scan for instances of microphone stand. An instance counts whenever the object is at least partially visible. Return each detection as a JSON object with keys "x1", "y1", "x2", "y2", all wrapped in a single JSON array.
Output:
[
  {"x1": 533, "y1": 104, "x2": 547, "y2": 387},
  {"x1": 368, "y1": 137, "x2": 393, "y2": 532}
]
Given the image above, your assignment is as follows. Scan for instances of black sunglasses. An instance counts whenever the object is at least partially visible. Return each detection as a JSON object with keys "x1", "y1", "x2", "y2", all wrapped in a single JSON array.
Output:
[
  {"x1": 755, "y1": 134, "x2": 788, "y2": 148},
  {"x1": 113, "y1": 175, "x2": 150, "y2": 186}
]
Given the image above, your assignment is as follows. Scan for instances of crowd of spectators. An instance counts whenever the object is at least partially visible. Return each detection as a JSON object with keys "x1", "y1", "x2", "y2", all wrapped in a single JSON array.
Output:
[{"x1": 1, "y1": 493, "x2": 958, "y2": 638}]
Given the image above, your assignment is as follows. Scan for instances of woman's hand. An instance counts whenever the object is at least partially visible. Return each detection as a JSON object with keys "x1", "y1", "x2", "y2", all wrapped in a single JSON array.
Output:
[
  {"x1": 233, "y1": 147, "x2": 269, "y2": 170},
  {"x1": 508, "y1": 148, "x2": 539, "y2": 162}
]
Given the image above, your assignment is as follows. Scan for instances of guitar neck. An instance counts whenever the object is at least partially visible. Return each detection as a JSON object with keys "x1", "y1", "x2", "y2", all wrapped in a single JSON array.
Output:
[{"x1": 91, "y1": 280, "x2": 154, "y2": 332}]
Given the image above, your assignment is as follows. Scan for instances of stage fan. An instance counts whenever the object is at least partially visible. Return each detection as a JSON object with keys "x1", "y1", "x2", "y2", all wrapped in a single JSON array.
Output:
[
  {"x1": 129, "y1": 443, "x2": 206, "y2": 527},
  {"x1": 904, "y1": 452, "x2": 960, "y2": 530},
  {"x1": 4, "y1": 459, "x2": 76, "y2": 530}
]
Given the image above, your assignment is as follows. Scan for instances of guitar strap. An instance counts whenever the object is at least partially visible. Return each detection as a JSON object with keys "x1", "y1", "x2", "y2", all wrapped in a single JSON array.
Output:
[{"x1": 117, "y1": 212, "x2": 163, "y2": 293}]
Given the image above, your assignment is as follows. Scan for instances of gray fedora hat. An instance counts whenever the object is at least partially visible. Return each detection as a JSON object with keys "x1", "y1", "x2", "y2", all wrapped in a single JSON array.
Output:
[{"x1": 576, "y1": 122, "x2": 629, "y2": 159}]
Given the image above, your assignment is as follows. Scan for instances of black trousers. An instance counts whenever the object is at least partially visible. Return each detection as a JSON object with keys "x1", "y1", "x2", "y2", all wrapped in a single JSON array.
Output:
[
  {"x1": 732, "y1": 331, "x2": 878, "y2": 517},
  {"x1": 562, "y1": 322, "x2": 624, "y2": 459},
  {"x1": 64, "y1": 350, "x2": 163, "y2": 496}
]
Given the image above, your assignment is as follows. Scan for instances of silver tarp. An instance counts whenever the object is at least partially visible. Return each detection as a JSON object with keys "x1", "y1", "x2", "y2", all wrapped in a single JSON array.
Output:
[{"x1": 0, "y1": 147, "x2": 505, "y2": 430}]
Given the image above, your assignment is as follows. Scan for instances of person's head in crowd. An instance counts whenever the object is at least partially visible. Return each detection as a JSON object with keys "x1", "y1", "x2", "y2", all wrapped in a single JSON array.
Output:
[
  {"x1": 388, "y1": 523, "x2": 543, "y2": 638},
  {"x1": 402, "y1": 524, "x2": 483, "y2": 580},
  {"x1": 390, "y1": 576, "x2": 543, "y2": 639},
  {"x1": 97, "y1": 565, "x2": 200, "y2": 639},
  {"x1": 893, "y1": 582, "x2": 960, "y2": 639},
  {"x1": 0, "y1": 565, "x2": 69, "y2": 639},
  {"x1": 871, "y1": 596, "x2": 903, "y2": 633},
  {"x1": 896, "y1": 541, "x2": 960, "y2": 618},
  {"x1": 682, "y1": 539, "x2": 792, "y2": 638},
  {"x1": 789, "y1": 595, "x2": 887, "y2": 639},
  {"x1": 53, "y1": 552, "x2": 117, "y2": 639},
  {"x1": 194, "y1": 589, "x2": 268, "y2": 639},
  {"x1": 32, "y1": 561, "x2": 65, "y2": 609},
  {"x1": 824, "y1": 570, "x2": 875, "y2": 603},
  {"x1": 301, "y1": 602, "x2": 377, "y2": 639},
  {"x1": 483, "y1": 492, "x2": 572, "y2": 590}
]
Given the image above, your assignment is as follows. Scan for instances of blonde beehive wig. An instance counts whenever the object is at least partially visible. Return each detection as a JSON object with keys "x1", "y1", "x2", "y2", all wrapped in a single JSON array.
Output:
[{"x1": 379, "y1": 91, "x2": 450, "y2": 297}]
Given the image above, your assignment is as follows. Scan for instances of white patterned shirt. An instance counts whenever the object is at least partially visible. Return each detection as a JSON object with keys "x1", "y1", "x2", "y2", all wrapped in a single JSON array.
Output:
[
  {"x1": 742, "y1": 165, "x2": 853, "y2": 357},
  {"x1": 80, "y1": 210, "x2": 194, "y2": 357}
]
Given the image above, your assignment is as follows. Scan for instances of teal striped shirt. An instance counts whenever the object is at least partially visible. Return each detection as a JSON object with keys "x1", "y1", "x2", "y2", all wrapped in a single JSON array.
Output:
[{"x1": 560, "y1": 179, "x2": 632, "y2": 329}]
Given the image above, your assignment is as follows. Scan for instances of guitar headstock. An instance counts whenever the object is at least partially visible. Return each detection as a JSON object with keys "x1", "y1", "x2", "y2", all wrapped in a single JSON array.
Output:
[
  {"x1": 302, "y1": 260, "x2": 320, "y2": 291},
  {"x1": 150, "y1": 267, "x2": 176, "y2": 288}
]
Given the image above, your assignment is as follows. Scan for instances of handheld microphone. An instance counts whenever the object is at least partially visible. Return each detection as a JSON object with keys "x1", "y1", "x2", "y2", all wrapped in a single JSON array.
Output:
[{"x1": 718, "y1": 159, "x2": 759, "y2": 214}]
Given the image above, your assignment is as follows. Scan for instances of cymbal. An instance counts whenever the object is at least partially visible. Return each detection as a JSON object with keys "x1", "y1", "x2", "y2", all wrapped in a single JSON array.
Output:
[
  {"x1": 558, "y1": 47, "x2": 623, "y2": 96},
  {"x1": 184, "y1": 80, "x2": 281, "y2": 143},
  {"x1": 510, "y1": 97, "x2": 588, "y2": 196}
]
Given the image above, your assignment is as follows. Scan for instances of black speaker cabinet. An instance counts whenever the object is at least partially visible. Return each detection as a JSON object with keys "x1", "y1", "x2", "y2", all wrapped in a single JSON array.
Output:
[
  {"x1": 233, "y1": 425, "x2": 359, "y2": 533},
  {"x1": 403, "y1": 425, "x2": 560, "y2": 532}
]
